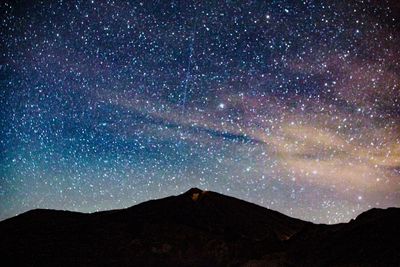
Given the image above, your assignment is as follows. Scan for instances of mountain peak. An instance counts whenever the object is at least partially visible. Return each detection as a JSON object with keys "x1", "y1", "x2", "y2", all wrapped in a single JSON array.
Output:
[
  {"x1": 183, "y1": 187, "x2": 207, "y2": 201},
  {"x1": 184, "y1": 187, "x2": 204, "y2": 194}
]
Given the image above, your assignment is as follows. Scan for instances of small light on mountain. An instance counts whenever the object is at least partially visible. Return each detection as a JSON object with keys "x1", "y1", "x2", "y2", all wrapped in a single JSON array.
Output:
[{"x1": 192, "y1": 193, "x2": 200, "y2": 201}]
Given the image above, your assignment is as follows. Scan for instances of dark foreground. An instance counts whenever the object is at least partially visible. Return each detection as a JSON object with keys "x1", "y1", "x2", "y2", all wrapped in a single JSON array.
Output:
[{"x1": 1, "y1": 188, "x2": 399, "y2": 266}]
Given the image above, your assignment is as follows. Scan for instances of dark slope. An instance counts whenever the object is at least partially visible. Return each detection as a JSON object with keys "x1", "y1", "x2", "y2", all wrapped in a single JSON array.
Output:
[
  {"x1": 243, "y1": 207, "x2": 400, "y2": 267},
  {"x1": 0, "y1": 188, "x2": 308, "y2": 266},
  {"x1": 0, "y1": 188, "x2": 399, "y2": 267},
  {"x1": 285, "y1": 207, "x2": 400, "y2": 267}
]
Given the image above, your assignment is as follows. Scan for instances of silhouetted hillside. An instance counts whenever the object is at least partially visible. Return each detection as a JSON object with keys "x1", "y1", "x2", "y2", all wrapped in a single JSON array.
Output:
[{"x1": 0, "y1": 188, "x2": 399, "y2": 266}]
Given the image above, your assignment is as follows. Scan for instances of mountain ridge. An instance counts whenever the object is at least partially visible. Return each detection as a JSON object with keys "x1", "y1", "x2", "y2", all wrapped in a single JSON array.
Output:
[{"x1": 1, "y1": 188, "x2": 399, "y2": 266}]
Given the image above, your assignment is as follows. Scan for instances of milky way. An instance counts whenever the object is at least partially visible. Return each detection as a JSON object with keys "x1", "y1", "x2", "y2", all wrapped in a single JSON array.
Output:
[{"x1": 1, "y1": 0, "x2": 399, "y2": 223}]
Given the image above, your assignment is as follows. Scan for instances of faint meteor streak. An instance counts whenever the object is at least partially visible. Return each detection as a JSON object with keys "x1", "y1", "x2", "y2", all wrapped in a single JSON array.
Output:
[{"x1": 181, "y1": 24, "x2": 196, "y2": 114}]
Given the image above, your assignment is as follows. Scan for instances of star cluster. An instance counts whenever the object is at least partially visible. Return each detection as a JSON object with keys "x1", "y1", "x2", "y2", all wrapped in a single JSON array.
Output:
[{"x1": 1, "y1": 0, "x2": 399, "y2": 223}]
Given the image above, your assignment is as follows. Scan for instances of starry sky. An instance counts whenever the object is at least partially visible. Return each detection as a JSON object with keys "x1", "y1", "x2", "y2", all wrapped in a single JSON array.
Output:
[{"x1": 1, "y1": 0, "x2": 399, "y2": 224}]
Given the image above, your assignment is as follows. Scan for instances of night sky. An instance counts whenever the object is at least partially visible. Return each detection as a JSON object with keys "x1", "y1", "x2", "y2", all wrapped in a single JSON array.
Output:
[{"x1": 1, "y1": 0, "x2": 399, "y2": 224}]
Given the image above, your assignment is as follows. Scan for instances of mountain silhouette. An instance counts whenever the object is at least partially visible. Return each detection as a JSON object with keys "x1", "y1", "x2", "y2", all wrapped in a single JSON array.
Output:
[{"x1": 0, "y1": 188, "x2": 399, "y2": 266}]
